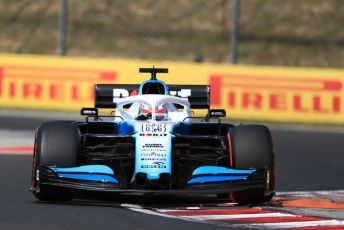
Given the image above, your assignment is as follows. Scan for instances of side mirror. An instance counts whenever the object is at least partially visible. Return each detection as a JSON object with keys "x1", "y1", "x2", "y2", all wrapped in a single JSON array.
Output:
[
  {"x1": 209, "y1": 109, "x2": 226, "y2": 118},
  {"x1": 81, "y1": 108, "x2": 98, "y2": 116}
]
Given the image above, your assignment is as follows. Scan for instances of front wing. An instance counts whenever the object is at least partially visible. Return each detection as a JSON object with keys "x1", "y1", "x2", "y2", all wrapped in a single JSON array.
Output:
[{"x1": 34, "y1": 166, "x2": 269, "y2": 196}]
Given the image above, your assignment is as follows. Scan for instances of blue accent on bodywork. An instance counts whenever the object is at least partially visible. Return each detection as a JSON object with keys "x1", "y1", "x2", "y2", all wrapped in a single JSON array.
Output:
[
  {"x1": 192, "y1": 166, "x2": 255, "y2": 176},
  {"x1": 187, "y1": 166, "x2": 256, "y2": 184},
  {"x1": 57, "y1": 173, "x2": 118, "y2": 183},
  {"x1": 50, "y1": 165, "x2": 118, "y2": 183},
  {"x1": 118, "y1": 121, "x2": 135, "y2": 135},
  {"x1": 188, "y1": 175, "x2": 248, "y2": 184},
  {"x1": 51, "y1": 165, "x2": 115, "y2": 174}
]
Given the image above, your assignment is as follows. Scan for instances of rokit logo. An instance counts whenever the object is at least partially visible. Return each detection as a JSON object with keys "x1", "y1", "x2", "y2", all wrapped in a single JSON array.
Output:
[{"x1": 139, "y1": 133, "x2": 168, "y2": 137}]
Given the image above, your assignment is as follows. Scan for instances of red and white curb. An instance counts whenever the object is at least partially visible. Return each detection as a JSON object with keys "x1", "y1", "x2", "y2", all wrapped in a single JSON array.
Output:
[
  {"x1": 122, "y1": 192, "x2": 344, "y2": 229},
  {"x1": 0, "y1": 145, "x2": 33, "y2": 154},
  {"x1": 153, "y1": 208, "x2": 344, "y2": 229}
]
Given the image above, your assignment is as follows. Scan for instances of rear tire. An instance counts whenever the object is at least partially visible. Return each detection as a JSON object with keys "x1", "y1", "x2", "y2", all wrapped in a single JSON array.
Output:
[
  {"x1": 32, "y1": 121, "x2": 80, "y2": 201},
  {"x1": 229, "y1": 125, "x2": 275, "y2": 205}
]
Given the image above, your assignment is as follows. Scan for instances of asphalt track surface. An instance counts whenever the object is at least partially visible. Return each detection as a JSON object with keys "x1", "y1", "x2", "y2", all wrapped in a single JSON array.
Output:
[{"x1": 0, "y1": 115, "x2": 344, "y2": 229}]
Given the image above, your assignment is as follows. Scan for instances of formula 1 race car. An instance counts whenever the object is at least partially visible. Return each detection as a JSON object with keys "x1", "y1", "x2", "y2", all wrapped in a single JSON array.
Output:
[{"x1": 31, "y1": 67, "x2": 275, "y2": 204}]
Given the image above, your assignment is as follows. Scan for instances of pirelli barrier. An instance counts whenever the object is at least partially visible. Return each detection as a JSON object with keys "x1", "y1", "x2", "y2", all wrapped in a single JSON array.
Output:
[{"x1": 0, "y1": 53, "x2": 343, "y2": 124}]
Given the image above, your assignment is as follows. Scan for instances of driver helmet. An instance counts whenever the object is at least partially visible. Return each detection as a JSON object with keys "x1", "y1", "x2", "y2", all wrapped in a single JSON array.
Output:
[{"x1": 139, "y1": 103, "x2": 167, "y2": 120}]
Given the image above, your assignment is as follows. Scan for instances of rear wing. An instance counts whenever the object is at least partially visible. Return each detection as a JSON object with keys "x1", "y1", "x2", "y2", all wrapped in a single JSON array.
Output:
[{"x1": 94, "y1": 84, "x2": 210, "y2": 109}]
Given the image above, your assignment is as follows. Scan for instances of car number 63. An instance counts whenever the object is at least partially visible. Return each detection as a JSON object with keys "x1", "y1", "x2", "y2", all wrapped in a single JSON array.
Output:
[{"x1": 141, "y1": 123, "x2": 167, "y2": 133}]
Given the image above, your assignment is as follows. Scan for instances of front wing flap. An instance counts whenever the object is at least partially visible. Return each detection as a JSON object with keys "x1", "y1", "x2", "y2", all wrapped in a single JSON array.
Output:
[{"x1": 35, "y1": 166, "x2": 268, "y2": 196}]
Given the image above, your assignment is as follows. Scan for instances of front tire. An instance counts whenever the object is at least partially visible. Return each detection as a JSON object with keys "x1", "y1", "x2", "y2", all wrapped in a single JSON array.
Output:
[
  {"x1": 32, "y1": 121, "x2": 80, "y2": 201},
  {"x1": 229, "y1": 125, "x2": 275, "y2": 205}
]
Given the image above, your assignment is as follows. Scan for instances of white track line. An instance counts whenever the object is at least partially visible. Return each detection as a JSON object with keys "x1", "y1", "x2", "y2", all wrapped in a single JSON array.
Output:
[
  {"x1": 156, "y1": 208, "x2": 205, "y2": 212},
  {"x1": 122, "y1": 204, "x2": 186, "y2": 220},
  {"x1": 180, "y1": 212, "x2": 295, "y2": 220},
  {"x1": 0, "y1": 152, "x2": 32, "y2": 155},
  {"x1": 277, "y1": 190, "x2": 344, "y2": 195},
  {"x1": 128, "y1": 208, "x2": 190, "y2": 220},
  {"x1": 239, "y1": 219, "x2": 344, "y2": 229},
  {"x1": 120, "y1": 204, "x2": 145, "y2": 209}
]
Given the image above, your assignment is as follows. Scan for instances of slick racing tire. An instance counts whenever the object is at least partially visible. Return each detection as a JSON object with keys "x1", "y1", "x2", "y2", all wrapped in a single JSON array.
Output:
[
  {"x1": 229, "y1": 125, "x2": 275, "y2": 205},
  {"x1": 32, "y1": 121, "x2": 80, "y2": 201}
]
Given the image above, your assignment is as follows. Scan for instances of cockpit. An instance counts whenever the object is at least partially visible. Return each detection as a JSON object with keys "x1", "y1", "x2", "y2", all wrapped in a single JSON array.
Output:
[
  {"x1": 112, "y1": 67, "x2": 191, "y2": 122},
  {"x1": 114, "y1": 95, "x2": 191, "y2": 122},
  {"x1": 136, "y1": 102, "x2": 168, "y2": 121}
]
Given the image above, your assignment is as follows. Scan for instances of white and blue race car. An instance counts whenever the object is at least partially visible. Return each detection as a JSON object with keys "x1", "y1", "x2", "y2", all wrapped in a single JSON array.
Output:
[{"x1": 31, "y1": 67, "x2": 275, "y2": 204}]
